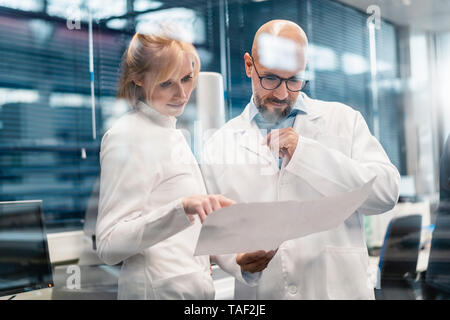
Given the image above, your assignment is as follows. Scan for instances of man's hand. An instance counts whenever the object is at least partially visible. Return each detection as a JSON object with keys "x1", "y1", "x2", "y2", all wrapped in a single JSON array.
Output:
[
  {"x1": 236, "y1": 250, "x2": 277, "y2": 273},
  {"x1": 263, "y1": 128, "x2": 299, "y2": 160}
]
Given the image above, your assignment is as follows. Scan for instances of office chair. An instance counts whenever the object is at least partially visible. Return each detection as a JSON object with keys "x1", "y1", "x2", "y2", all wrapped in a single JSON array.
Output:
[
  {"x1": 377, "y1": 214, "x2": 422, "y2": 300},
  {"x1": 424, "y1": 134, "x2": 450, "y2": 299},
  {"x1": 423, "y1": 204, "x2": 450, "y2": 299}
]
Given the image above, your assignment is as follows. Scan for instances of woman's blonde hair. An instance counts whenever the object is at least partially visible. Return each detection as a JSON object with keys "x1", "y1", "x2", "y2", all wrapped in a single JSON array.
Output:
[{"x1": 117, "y1": 33, "x2": 201, "y2": 107}]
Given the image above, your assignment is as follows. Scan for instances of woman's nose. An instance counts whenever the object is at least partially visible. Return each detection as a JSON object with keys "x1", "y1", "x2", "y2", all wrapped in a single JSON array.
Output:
[{"x1": 175, "y1": 83, "x2": 187, "y2": 99}]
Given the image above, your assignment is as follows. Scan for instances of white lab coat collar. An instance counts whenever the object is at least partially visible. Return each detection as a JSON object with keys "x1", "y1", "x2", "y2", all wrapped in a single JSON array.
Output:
[
  {"x1": 233, "y1": 92, "x2": 325, "y2": 170},
  {"x1": 135, "y1": 100, "x2": 178, "y2": 129}
]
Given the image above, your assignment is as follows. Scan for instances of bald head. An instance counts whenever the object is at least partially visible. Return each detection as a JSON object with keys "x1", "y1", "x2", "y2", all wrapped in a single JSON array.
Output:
[
  {"x1": 251, "y1": 20, "x2": 308, "y2": 60},
  {"x1": 244, "y1": 20, "x2": 309, "y2": 122}
]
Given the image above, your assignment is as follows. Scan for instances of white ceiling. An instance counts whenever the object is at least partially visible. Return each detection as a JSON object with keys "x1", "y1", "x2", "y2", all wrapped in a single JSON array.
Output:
[{"x1": 335, "y1": 0, "x2": 450, "y2": 32}]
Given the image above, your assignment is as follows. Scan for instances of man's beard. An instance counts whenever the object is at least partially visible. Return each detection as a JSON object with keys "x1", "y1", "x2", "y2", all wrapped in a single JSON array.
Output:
[{"x1": 255, "y1": 94, "x2": 294, "y2": 123}]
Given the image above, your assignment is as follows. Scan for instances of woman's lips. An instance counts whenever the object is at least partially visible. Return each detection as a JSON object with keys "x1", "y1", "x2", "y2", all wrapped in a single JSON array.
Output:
[{"x1": 167, "y1": 102, "x2": 186, "y2": 108}]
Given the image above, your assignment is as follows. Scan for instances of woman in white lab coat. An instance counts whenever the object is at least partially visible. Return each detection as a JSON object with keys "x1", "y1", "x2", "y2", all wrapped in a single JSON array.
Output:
[{"x1": 95, "y1": 32, "x2": 234, "y2": 299}]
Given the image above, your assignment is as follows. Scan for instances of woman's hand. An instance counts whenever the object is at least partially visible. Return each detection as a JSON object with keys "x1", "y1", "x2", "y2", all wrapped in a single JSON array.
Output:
[{"x1": 182, "y1": 194, "x2": 235, "y2": 223}]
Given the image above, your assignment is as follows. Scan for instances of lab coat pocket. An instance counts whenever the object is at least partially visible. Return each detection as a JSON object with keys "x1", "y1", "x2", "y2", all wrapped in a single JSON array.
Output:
[
  {"x1": 151, "y1": 271, "x2": 215, "y2": 300},
  {"x1": 324, "y1": 246, "x2": 373, "y2": 300},
  {"x1": 315, "y1": 135, "x2": 351, "y2": 156}
]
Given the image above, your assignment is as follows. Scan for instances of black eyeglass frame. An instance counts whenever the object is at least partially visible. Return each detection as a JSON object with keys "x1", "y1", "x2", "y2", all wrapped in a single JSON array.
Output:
[{"x1": 250, "y1": 55, "x2": 309, "y2": 92}]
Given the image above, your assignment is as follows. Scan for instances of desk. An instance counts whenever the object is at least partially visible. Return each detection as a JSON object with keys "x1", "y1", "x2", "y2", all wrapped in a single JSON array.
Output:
[{"x1": 0, "y1": 288, "x2": 52, "y2": 300}]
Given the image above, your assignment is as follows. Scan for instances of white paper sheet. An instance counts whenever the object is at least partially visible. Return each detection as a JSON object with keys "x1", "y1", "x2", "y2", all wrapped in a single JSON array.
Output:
[{"x1": 194, "y1": 178, "x2": 375, "y2": 255}]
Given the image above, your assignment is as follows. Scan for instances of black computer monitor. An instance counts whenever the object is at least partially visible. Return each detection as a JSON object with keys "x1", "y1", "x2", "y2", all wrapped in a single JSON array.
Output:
[{"x1": 0, "y1": 200, "x2": 54, "y2": 297}]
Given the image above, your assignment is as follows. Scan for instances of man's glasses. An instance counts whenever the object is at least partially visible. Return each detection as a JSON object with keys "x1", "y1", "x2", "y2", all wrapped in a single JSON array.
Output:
[{"x1": 250, "y1": 56, "x2": 309, "y2": 92}]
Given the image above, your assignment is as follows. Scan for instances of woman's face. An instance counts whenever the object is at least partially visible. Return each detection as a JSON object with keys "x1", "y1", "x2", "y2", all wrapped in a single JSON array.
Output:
[{"x1": 147, "y1": 53, "x2": 195, "y2": 117}]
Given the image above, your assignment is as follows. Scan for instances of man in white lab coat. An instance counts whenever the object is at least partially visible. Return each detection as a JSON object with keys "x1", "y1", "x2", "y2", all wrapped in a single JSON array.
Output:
[{"x1": 201, "y1": 20, "x2": 400, "y2": 299}]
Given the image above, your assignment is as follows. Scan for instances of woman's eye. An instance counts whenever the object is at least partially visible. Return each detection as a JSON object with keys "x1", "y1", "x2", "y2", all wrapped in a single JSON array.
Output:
[
  {"x1": 160, "y1": 81, "x2": 172, "y2": 88},
  {"x1": 182, "y1": 75, "x2": 193, "y2": 82}
]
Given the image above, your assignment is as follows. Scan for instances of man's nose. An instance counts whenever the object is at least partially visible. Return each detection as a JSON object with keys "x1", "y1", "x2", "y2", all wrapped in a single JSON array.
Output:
[{"x1": 272, "y1": 81, "x2": 289, "y2": 100}]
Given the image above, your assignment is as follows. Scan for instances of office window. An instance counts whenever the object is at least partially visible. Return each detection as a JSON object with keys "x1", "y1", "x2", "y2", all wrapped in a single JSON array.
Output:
[
  {"x1": 0, "y1": 0, "x2": 405, "y2": 230},
  {"x1": 0, "y1": 9, "x2": 99, "y2": 229},
  {"x1": 222, "y1": 0, "x2": 404, "y2": 171},
  {"x1": 0, "y1": 1, "x2": 218, "y2": 230}
]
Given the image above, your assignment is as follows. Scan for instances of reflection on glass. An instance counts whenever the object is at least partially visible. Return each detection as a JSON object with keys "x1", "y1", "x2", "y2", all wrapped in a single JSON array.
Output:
[
  {"x1": 0, "y1": 0, "x2": 43, "y2": 12},
  {"x1": 133, "y1": 0, "x2": 163, "y2": 11},
  {"x1": 136, "y1": 8, "x2": 205, "y2": 44},
  {"x1": 47, "y1": 0, "x2": 127, "y2": 20},
  {"x1": 0, "y1": 0, "x2": 449, "y2": 300}
]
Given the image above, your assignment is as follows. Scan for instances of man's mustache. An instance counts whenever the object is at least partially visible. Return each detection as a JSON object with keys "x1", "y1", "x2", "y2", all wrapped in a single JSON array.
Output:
[{"x1": 265, "y1": 98, "x2": 288, "y2": 104}]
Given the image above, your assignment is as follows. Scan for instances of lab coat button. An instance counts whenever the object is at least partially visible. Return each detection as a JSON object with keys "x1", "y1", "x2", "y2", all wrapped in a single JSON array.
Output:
[{"x1": 288, "y1": 285, "x2": 297, "y2": 294}]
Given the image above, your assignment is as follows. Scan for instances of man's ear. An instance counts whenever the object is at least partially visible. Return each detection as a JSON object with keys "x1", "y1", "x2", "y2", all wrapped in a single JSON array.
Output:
[{"x1": 244, "y1": 52, "x2": 253, "y2": 78}]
